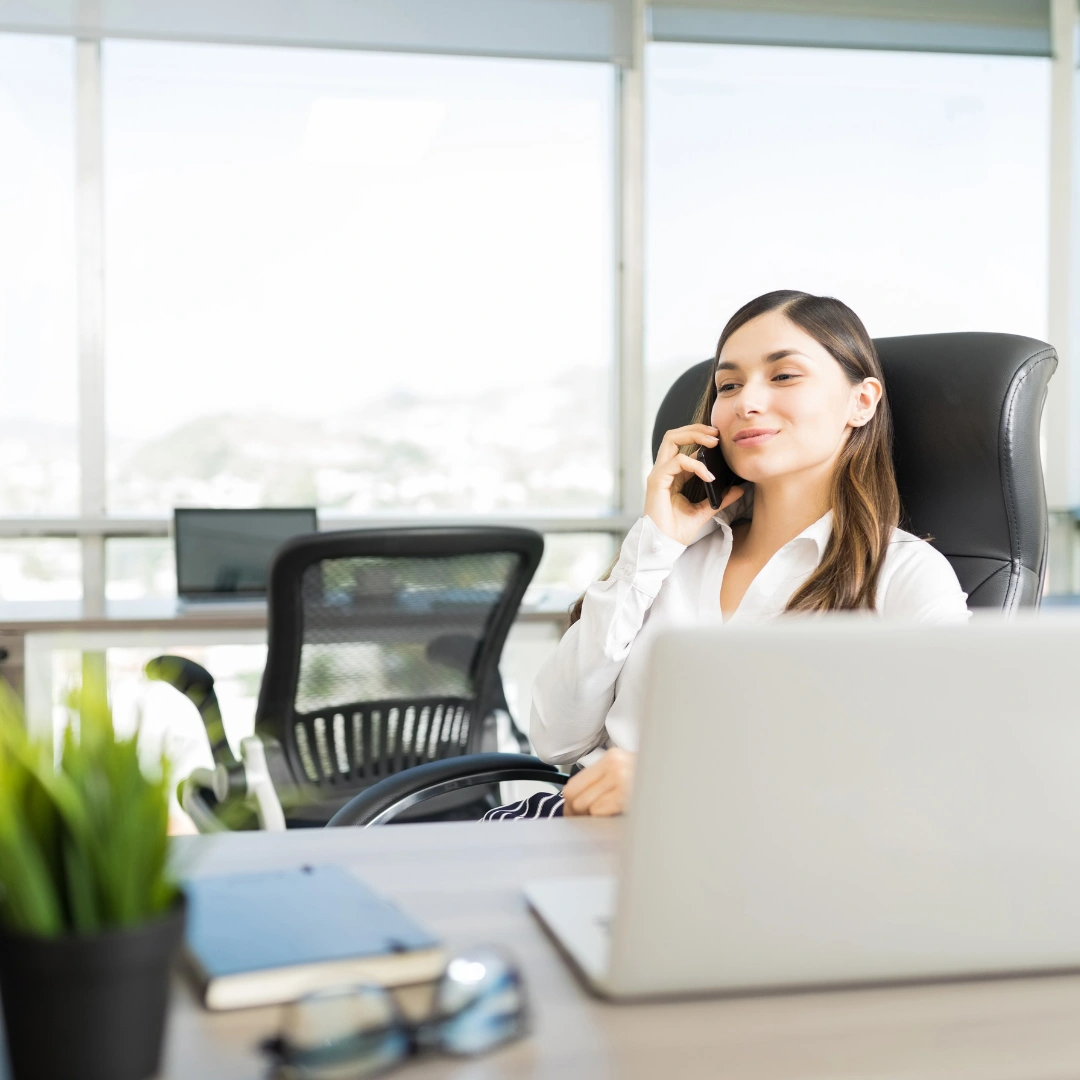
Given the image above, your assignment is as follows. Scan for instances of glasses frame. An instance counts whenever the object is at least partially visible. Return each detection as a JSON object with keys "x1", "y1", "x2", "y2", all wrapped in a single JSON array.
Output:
[{"x1": 262, "y1": 945, "x2": 529, "y2": 1079}]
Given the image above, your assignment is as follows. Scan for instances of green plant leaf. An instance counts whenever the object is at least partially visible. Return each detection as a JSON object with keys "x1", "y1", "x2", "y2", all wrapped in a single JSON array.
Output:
[{"x1": 0, "y1": 670, "x2": 176, "y2": 937}]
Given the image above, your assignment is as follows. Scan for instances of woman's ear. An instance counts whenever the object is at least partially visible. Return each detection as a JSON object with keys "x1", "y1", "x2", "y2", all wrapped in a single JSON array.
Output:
[{"x1": 848, "y1": 377, "x2": 883, "y2": 428}]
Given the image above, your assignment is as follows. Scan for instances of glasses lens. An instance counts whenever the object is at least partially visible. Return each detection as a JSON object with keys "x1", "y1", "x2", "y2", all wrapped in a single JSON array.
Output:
[
  {"x1": 428, "y1": 947, "x2": 528, "y2": 1056},
  {"x1": 276, "y1": 984, "x2": 410, "y2": 1079}
]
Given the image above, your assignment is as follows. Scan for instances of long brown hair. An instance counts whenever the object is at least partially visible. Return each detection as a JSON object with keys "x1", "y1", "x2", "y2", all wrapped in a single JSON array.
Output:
[{"x1": 568, "y1": 289, "x2": 900, "y2": 624}]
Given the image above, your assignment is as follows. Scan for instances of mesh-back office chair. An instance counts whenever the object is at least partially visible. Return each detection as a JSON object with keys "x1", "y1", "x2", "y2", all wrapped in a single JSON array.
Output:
[
  {"x1": 149, "y1": 527, "x2": 544, "y2": 830},
  {"x1": 328, "y1": 332, "x2": 1058, "y2": 827}
]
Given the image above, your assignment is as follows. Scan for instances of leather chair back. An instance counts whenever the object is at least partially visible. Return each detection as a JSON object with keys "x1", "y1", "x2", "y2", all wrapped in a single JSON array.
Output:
[{"x1": 651, "y1": 333, "x2": 1057, "y2": 611}]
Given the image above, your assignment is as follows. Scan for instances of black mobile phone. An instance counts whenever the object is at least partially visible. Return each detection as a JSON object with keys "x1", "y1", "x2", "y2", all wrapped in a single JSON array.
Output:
[{"x1": 696, "y1": 442, "x2": 742, "y2": 511}]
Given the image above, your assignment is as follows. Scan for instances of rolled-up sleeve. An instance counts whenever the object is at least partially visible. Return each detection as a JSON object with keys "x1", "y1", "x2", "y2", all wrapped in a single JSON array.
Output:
[{"x1": 529, "y1": 516, "x2": 686, "y2": 765}]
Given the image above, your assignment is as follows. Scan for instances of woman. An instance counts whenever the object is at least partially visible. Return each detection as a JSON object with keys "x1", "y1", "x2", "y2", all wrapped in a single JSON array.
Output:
[{"x1": 486, "y1": 290, "x2": 969, "y2": 821}]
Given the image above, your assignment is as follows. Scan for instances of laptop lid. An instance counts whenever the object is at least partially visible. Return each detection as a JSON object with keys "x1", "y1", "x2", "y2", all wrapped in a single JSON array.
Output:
[
  {"x1": 174, "y1": 508, "x2": 317, "y2": 601},
  {"x1": 606, "y1": 618, "x2": 1080, "y2": 998}
]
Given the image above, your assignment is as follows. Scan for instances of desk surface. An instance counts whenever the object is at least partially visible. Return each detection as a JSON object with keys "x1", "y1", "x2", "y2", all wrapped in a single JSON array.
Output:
[{"x1": 166, "y1": 818, "x2": 1080, "y2": 1080}]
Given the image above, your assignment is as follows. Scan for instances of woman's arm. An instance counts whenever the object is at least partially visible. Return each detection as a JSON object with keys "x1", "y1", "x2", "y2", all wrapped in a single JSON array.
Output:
[
  {"x1": 528, "y1": 515, "x2": 687, "y2": 765},
  {"x1": 530, "y1": 423, "x2": 745, "y2": 766}
]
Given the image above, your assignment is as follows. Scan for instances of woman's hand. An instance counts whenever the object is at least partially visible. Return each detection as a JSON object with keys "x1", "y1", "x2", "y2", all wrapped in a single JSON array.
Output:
[
  {"x1": 644, "y1": 425, "x2": 744, "y2": 546},
  {"x1": 563, "y1": 748, "x2": 636, "y2": 817}
]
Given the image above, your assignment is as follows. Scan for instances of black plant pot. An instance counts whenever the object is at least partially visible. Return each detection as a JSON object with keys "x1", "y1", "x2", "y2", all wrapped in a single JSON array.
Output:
[{"x1": 0, "y1": 894, "x2": 186, "y2": 1080}]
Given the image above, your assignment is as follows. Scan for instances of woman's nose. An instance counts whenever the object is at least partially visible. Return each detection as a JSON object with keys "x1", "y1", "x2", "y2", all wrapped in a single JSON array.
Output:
[{"x1": 736, "y1": 386, "x2": 764, "y2": 417}]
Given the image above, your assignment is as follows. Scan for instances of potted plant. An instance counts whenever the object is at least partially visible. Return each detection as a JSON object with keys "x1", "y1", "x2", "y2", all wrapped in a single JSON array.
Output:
[{"x1": 0, "y1": 677, "x2": 184, "y2": 1080}]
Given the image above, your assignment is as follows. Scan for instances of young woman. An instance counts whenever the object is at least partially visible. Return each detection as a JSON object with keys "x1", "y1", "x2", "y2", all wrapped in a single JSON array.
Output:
[{"x1": 485, "y1": 290, "x2": 970, "y2": 821}]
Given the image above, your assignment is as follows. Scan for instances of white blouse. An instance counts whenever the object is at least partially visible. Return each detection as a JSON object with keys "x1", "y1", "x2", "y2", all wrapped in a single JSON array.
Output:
[{"x1": 530, "y1": 486, "x2": 971, "y2": 768}]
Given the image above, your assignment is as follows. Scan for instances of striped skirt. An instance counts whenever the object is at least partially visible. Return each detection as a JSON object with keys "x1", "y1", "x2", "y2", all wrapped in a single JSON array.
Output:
[{"x1": 483, "y1": 791, "x2": 565, "y2": 820}]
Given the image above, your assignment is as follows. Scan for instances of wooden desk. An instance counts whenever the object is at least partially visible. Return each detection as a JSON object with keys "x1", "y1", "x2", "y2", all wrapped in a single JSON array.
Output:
[{"x1": 165, "y1": 818, "x2": 1080, "y2": 1079}]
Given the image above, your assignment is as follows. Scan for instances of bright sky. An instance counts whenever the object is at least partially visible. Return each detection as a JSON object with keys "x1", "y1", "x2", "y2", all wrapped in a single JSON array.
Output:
[
  {"x1": 0, "y1": 34, "x2": 77, "y2": 429},
  {"x1": 101, "y1": 41, "x2": 616, "y2": 439}
]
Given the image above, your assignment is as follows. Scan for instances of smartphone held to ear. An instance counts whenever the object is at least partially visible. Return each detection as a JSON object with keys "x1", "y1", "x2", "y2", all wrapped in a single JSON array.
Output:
[{"x1": 696, "y1": 443, "x2": 742, "y2": 511}]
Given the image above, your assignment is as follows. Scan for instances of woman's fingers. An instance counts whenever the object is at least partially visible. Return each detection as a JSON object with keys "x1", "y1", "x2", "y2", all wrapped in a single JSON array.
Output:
[
  {"x1": 566, "y1": 769, "x2": 627, "y2": 817},
  {"x1": 561, "y1": 749, "x2": 635, "y2": 817},
  {"x1": 586, "y1": 790, "x2": 624, "y2": 817},
  {"x1": 659, "y1": 453, "x2": 716, "y2": 489},
  {"x1": 655, "y1": 425, "x2": 719, "y2": 464},
  {"x1": 562, "y1": 768, "x2": 608, "y2": 814},
  {"x1": 565, "y1": 781, "x2": 607, "y2": 816}
]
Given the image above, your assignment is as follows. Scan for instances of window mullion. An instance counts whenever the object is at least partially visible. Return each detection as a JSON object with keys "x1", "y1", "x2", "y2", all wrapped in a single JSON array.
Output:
[
  {"x1": 75, "y1": 39, "x2": 107, "y2": 616},
  {"x1": 615, "y1": 0, "x2": 646, "y2": 526}
]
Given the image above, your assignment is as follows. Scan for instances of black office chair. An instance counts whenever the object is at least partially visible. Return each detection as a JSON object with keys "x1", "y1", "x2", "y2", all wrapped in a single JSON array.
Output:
[
  {"x1": 148, "y1": 527, "x2": 544, "y2": 830},
  {"x1": 327, "y1": 332, "x2": 1058, "y2": 828}
]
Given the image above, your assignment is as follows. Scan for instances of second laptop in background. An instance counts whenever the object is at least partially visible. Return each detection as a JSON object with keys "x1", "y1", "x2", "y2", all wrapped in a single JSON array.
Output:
[{"x1": 174, "y1": 507, "x2": 317, "y2": 607}]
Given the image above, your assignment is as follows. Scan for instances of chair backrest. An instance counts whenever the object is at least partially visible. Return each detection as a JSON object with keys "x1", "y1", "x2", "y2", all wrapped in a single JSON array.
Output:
[
  {"x1": 651, "y1": 332, "x2": 1057, "y2": 612},
  {"x1": 254, "y1": 527, "x2": 544, "y2": 798}
]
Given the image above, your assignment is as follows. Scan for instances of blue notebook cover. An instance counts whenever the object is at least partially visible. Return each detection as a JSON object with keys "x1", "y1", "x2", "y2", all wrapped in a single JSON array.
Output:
[{"x1": 184, "y1": 865, "x2": 443, "y2": 1008}]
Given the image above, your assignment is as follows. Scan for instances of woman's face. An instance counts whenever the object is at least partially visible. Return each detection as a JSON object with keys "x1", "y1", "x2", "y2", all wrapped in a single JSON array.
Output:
[{"x1": 710, "y1": 310, "x2": 881, "y2": 486}]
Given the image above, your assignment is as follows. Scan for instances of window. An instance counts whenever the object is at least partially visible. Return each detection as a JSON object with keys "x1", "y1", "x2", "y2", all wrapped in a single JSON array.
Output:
[
  {"x1": 0, "y1": 33, "x2": 78, "y2": 515},
  {"x1": 103, "y1": 41, "x2": 616, "y2": 518},
  {"x1": 0, "y1": 541, "x2": 81, "y2": 604},
  {"x1": 106, "y1": 537, "x2": 174, "y2": 603},
  {"x1": 645, "y1": 43, "x2": 1051, "y2": 420}
]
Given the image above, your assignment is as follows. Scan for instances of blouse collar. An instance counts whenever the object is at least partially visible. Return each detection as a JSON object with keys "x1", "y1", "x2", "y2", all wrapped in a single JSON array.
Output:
[{"x1": 696, "y1": 483, "x2": 835, "y2": 557}]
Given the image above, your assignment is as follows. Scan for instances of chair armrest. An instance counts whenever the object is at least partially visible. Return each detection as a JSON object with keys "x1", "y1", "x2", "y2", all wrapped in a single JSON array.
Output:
[
  {"x1": 146, "y1": 654, "x2": 235, "y2": 767},
  {"x1": 178, "y1": 768, "x2": 229, "y2": 833},
  {"x1": 326, "y1": 753, "x2": 568, "y2": 827}
]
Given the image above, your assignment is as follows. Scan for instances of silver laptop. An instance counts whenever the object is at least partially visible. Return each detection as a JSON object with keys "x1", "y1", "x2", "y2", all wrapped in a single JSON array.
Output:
[{"x1": 525, "y1": 618, "x2": 1080, "y2": 1000}]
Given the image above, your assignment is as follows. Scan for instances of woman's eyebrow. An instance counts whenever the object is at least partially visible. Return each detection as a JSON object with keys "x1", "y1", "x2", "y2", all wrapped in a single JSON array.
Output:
[{"x1": 716, "y1": 349, "x2": 809, "y2": 373}]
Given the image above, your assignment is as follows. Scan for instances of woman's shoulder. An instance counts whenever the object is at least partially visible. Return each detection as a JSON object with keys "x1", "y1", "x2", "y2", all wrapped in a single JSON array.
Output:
[
  {"x1": 877, "y1": 527, "x2": 971, "y2": 621},
  {"x1": 884, "y1": 525, "x2": 952, "y2": 566}
]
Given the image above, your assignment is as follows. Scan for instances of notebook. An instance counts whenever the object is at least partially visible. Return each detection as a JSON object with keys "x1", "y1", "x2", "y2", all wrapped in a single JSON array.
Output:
[{"x1": 184, "y1": 865, "x2": 445, "y2": 1010}]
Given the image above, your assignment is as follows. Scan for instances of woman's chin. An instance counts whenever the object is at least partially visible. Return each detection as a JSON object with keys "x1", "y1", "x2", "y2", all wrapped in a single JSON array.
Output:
[{"x1": 730, "y1": 465, "x2": 767, "y2": 485}]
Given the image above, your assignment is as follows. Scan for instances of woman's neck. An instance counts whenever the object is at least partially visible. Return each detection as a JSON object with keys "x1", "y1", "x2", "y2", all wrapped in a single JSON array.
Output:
[{"x1": 743, "y1": 467, "x2": 832, "y2": 558}]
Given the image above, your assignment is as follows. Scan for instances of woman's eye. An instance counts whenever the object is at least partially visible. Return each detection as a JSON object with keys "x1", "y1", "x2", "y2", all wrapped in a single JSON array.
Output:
[
  {"x1": 773, "y1": 373, "x2": 799, "y2": 383},
  {"x1": 717, "y1": 382, "x2": 738, "y2": 393}
]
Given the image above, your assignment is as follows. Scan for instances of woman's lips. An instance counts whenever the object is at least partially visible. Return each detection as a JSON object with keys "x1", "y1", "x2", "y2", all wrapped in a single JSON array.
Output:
[{"x1": 732, "y1": 429, "x2": 779, "y2": 448}]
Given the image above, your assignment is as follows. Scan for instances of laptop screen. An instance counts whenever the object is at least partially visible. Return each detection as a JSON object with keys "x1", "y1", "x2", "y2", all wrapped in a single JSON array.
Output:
[{"x1": 174, "y1": 508, "x2": 318, "y2": 599}]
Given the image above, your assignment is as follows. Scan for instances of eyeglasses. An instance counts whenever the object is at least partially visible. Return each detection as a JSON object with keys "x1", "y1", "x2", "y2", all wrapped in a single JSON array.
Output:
[{"x1": 262, "y1": 946, "x2": 528, "y2": 1079}]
